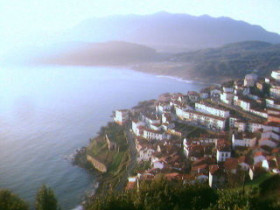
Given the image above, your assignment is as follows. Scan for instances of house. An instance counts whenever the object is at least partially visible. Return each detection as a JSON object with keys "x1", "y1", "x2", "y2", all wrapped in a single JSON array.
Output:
[
  {"x1": 183, "y1": 142, "x2": 204, "y2": 161},
  {"x1": 248, "y1": 122, "x2": 265, "y2": 133},
  {"x1": 261, "y1": 130, "x2": 280, "y2": 141},
  {"x1": 114, "y1": 109, "x2": 129, "y2": 125},
  {"x1": 141, "y1": 113, "x2": 161, "y2": 126},
  {"x1": 270, "y1": 83, "x2": 280, "y2": 99},
  {"x1": 259, "y1": 137, "x2": 278, "y2": 149},
  {"x1": 175, "y1": 108, "x2": 227, "y2": 131},
  {"x1": 254, "y1": 151, "x2": 266, "y2": 164},
  {"x1": 156, "y1": 102, "x2": 171, "y2": 114},
  {"x1": 250, "y1": 108, "x2": 268, "y2": 119},
  {"x1": 268, "y1": 113, "x2": 280, "y2": 123},
  {"x1": 263, "y1": 122, "x2": 280, "y2": 133},
  {"x1": 210, "y1": 88, "x2": 221, "y2": 99},
  {"x1": 234, "y1": 95, "x2": 252, "y2": 111},
  {"x1": 209, "y1": 165, "x2": 225, "y2": 188},
  {"x1": 216, "y1": 139, "x2": 231, "y2": 162},
  {"x1": 191, "y1": 164, "x2": 208, "y2": 175},
  {"x1": 229, "y1": 117, "x2": 239, "y2": 128},
  {"x1": 195, "y1": 101, "x2": 230, "y2": 118},
  {"x1": 267, "y1": 107, "x2": 280, "y2": 115},
  {"x1": 158, "y1": 93, "x2": 172, "y2": 102},
  {"x1": 187, "y1": 91, "x2": 200, "y2": 102},
  {"x1": 200, "y1": 89, "x2": 209, "y2": 99},
  {"x1": 216, "y1": 148, "x2": 231, "y2": 162},
  {"x1": 231, "y1": 133, "x2": 257, "y2": 148},
  {"x1": 220, "y1": 91, "x2": 234, "y2": 105},
  {"x1": 262, "y1": 157, "x2": 278, "y2": 172},
  {"x1": 149, "y1": 123, "x2": 162, "y2": 131},
  {"x1": 135, "y1": 138, "x2": 155, "y2": 162},
  {"x1": 234, "y1": 120, "x2": 247, "y2": 132},
  {"x1": 249, "y1": 164, "x2": 265, "y2": 180},
  {"x1": 244, "y1": 73, "x2": 258, "y2": 87},
  {"x1": 132, "y1": 120, "x2": 145, "y2": 136},
  {"x1": 271, "y1": 70, "x2": 280, "y2": 82},
  {"x1": 223, "y1": 86, "x2": 234, "y2": 93},
  {"x1": 238, "y1": 156, "x2": 250, "y2": 171},
  {"x1": 266, "y1": 98, "x2": 280, "y2": 110},
  {"x1": 152, "y1": 160, "x2": 165, "y2": 169},
  {"x1": 142, "y1": 128, "x2": 170, "y2": 141}
]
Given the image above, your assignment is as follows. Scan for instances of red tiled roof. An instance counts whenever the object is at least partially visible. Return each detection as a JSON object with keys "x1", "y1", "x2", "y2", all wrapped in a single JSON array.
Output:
[{"x1": 224, "y1": 158, "x2": 238, "y2": 170}]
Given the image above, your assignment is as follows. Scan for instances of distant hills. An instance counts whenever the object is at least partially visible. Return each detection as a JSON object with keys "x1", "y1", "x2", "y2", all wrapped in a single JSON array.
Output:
[
  {"x1": 133, "y1": 41, "x2": 280, "y2": 82},
  {"x1": 168, "y1": 41, "x2": 280, "y2": 80},
  {"x1": 34, "y1": 41, "x2": 159, "y2": 66},
  {"x1": 29, "y1": 12, "x2": 280, "y2": 82},
  {"x1": 64, "y1": 12, "x2": 280, "y2": 52},
  {"x1": 35, "y1": 40, "x2": 280, "y2": 83}
]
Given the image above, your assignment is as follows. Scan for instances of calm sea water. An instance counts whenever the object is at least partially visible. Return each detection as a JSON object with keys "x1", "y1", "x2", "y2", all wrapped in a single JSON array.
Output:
[{"x1": 0, "y1": 65, "x2": 207, "y2": 209}]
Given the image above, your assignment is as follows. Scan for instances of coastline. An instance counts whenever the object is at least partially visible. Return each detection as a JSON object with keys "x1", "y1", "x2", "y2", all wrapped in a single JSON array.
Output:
[
  {"x1": 155, "y1": 74, "x2": 219, "y2": 86},
  {"x1": 73, "y1": 122, "x2": 133, "y2": 197},
  {"x1": 25, "y1": 62, "x2": 229, "y2": 84}
]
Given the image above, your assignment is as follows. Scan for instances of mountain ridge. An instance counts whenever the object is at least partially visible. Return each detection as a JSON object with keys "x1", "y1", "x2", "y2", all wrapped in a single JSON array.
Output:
[{"x1": 63, "y1": 12, "x2": 280, "y2": 52}]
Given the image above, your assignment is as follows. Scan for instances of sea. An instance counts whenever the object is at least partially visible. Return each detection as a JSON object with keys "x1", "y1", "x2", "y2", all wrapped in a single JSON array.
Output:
[{"x1": 0, "y1": 65, "x2": 208, "y2": 209}]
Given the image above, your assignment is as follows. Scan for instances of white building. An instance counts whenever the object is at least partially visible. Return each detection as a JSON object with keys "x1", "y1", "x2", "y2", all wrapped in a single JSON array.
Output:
[
  {"x1": 216, "y1": 149, "x2": 231, "y2": 162},
  {"x1": 266, "y1": 98, "x2": 280, "y2": 110},
  {"x1": 234, "y1": 121, "x2": 247, "y2": 132},
  {"x1": 142, "y1": 128, "x2": 170, "y2": 141},
  {"x1": 259, "y1": 138, "x2": 278, "y2": 149},
  {"x1": 195, "y1": 101, "x2": 230, "y2": 118},
  {"x1": 132, "y1": 121, "x2": 145, "y2": 136},
  {"x1": 156, "y1": 102, "x2": 171, "y2": 114},
  {"x1": 271, "y1": 70, "x2": 280, "y2": 82},
  {"x1": 254, "y1": 152, "x2": 266, "y2": 165},
  {"x1": 231, "y1": 133, "x2": 256, "y2": 148},
  {"x1": 270, "y1": 85, "x2": 280, "y2": 99},
  {"x1": 136, "y1": 144, "x2": 155, "y2": 162},
  {"x1": 175, "y1": 107, "x2": 227, "y2": 131},
  {"x1": 250, "y1": 108, "x2": 268, "y2": 119},
  {"x1": 220, "y1": 92, "x2": 234, "y2": 105},
  {"x1": 234, "y1": 95, "x2": 252, "y2": 111},
  {"x1": 141, "y1": 114, "x2": 161, "y2": 126},
  {"x1": 244, "y1": 73, "x2": 258, "y2": 87},
  {"x1": 261, "y1": 130, "x2": 280, "y2": 141},
  {"x1": 114, "y1": 110, "x2": 129, "y2": 125}
]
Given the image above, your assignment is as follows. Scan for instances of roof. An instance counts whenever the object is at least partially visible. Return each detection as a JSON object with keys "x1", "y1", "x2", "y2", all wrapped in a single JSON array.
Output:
[
  {"x1": 195, "y1": 101, "x2": 229, "y2": 112},
  {"x1": 187, "y1": 91, "x2": 200, "y2": 96},
  {"x1": 238, "y1": 156, "x2": 250, "y2": 164},
  {"x1": 209, "y1": 165, "x2": 223, "y2": 175},
  {"x1": 254, "y1": 151, "x2": 266, "y2": 157},
  {"x1": 234, "y1": 132, "x2": 256, "y2": 139},
  {"x1": 191, "y1": 164, "x2": 208, "y2": 172},
  {"x1": 224, "y1": 158, "x2": 238, "y2": 170}
]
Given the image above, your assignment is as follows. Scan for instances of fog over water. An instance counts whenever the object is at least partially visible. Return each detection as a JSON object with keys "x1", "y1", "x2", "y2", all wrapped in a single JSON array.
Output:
[{"x1": 0, "y1": 65, "x2": 207, "y2": 209}]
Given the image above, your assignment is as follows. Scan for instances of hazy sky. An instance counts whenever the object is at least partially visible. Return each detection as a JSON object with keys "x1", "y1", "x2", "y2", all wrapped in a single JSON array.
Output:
[{"x1": 1, "y1": 0, "x2": 280, "y2": 55}]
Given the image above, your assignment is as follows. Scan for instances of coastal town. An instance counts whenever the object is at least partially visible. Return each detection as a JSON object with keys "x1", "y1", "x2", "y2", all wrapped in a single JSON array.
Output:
[{"x1": 110, "y1": 69, "x2": 280, "y2": 190}]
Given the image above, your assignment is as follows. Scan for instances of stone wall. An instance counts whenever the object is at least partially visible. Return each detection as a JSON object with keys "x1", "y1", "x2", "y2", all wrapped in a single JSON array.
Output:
[{"x1": 87, "y1": 155, "x2": 107, "y2": 173}]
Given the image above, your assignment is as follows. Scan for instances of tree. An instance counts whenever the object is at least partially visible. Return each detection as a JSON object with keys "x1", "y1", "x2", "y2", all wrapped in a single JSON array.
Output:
[
  {"x1": 0, "y1": 189, "x2": 28, "y2": 210},
  {"x1": 35, "y1": 185, "x2": 59, "y2": 210}
]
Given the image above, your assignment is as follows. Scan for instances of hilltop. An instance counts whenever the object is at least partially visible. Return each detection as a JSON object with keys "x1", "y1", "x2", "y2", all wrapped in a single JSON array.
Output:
[
  {"x1": 134, "y1": 41, "x2": 280, "y2": 82},
  {"x1": 64, "y1": 12, "x2": 280, "y2": 52}
]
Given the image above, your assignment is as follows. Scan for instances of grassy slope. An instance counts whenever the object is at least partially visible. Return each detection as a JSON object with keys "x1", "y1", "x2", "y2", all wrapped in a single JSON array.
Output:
[{"x1": 86, "y1": 123, "x2": 130, "y2": 194}]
